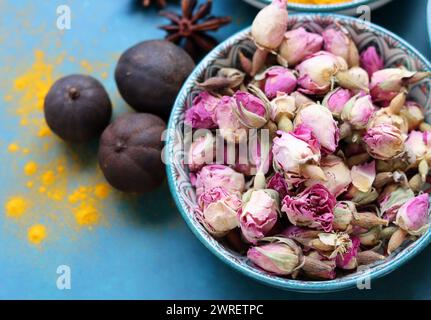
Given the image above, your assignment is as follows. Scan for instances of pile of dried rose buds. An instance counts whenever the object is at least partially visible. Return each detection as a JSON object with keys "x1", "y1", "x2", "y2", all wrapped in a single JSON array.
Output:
[{"x1": 184, "y1": 0, "x2": 431, "y2": 280}]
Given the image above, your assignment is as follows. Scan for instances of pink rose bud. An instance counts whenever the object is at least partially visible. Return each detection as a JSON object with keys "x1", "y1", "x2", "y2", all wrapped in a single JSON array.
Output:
[
  {"x1": 322, "y1": 28, "x2": 359, "y2": 68},
  {"x1": 405, "y1": 131, "x2": 431, "y2": 166},
  {"x1": 279, "y1": 27, "x2": 324, "y2": 67},
  {"x1": 282, "y1": 184, "x2": 336, "y2": 232},
  {"x1": 379, "y1": 186, "x2": 415, "y2": 222},
  {"x1": 363, "y1": 124, "x2": 405, "y2": 160},
  {"x1": 251, "y1": 0, "x2": 288, "y2": 50},
  {"x1": 370, "y1": 68, "x2": 431, "y2": 106},
  {"x1": 400, "y1": 101, "x2": 425, "y2": 131},
  {"x1": 342, "y1": 94, "x2": 375, "y2": 129},
  {"x1": 294, "y1": 103, "x2": 340, "y2": 154},
  {"x1": 269, "y1": 93, "x2": 296, "y2": 122},
  {"x1": 267, "y1": 172, "x2": 290, "y2": 200},
  {"x1": 296, "y1": 51, "x2": 348, "y2": 95},
  {"x1": 368, "y1": 106, "x2": 409, "y2": 134},
  {"x1": 234, "y1": 136, "x2": 272, "y2": 176},
  {"x1": 322, "y1": 88, "x2": 352, "y2": 117},
  {"x1": 215, "y1": 96, "x2": 248, "y2": 143},
  {"x1": 360, "y1": 46, "x2": 384, "y2": 77},
  {"x1": 272, "y1": 125, "x2": 322, "y2": 186},
  {"x1": 185, "y1": 91, "x2": 219, "y2": 129},
  {"x1": 351, "y1": 161, "x2": 376, "y2": 193},
  {"x1": 396, "y1": 193, "x2": 430, "y2": 236},
  {"x1": 194, "y1": 164, "x2": 245, "y2": 197},
  {"x1": 197, "y1": 187, "x2": 241, "y2": 236},
  {"x1": 305, "y1": 155, "x2": 352, "y2": 197},
  {"x1": 263, "y1": 67, "x2": 297, "y2": 99},
  {"x1": 232, "y1": 91, "x2": 268, "y2": 129},
  {"x1": 238, "y1": 189, "x2": 279, "y2": 244},
  {"x1": 247, "y1": 237, "x2": 302, "y2": 276},
  {"x1": 188, "y1": 133, "x2": 215, "y2": 172},
  {"x1": 336, "y1": 236, "x2": 360, "y2": 270}
]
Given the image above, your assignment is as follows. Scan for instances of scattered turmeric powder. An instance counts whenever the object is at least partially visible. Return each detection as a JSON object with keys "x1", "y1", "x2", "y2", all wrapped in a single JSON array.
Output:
[
  {"x1": 3, "y1": 50, "x2": 115, "y2": 247},
  {"x1": 5, "y1": 196, "x2": 28, "y2": 218},
  {"x1": 27, "y1": 224, "x2": 47, "y2": 245},
  {"x1": 24, "y1": 161, "x2": 38, "y2": 176}
]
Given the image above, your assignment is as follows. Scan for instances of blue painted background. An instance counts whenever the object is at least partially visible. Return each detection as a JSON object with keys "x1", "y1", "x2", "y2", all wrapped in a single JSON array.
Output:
[{"x1": 0, "y1": 0, "x2": 430, "y2": 300}]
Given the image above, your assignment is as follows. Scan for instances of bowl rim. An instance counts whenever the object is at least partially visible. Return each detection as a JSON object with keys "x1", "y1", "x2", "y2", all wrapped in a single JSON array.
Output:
[
  {"x1": 166, "y1": 13, "x2": 431, "y2": 292},
  {"x1": 245, "y1": 0, "x2": 389, "y2": 12}
]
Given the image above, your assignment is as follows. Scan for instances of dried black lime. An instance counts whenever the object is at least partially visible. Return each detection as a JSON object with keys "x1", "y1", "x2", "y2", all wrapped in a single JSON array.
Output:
[
  {"x1": 44, "y1": 74, "x2": 112, "y2": 143},
  {"x1": 98, "y1": 113, "x2": 166, "y2": 193},
  {"x1": 115, "y1": 40, "x2": 195, "y2": 119}
]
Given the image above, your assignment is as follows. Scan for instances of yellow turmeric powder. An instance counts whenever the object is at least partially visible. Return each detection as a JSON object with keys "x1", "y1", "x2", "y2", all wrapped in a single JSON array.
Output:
[
  {"x1": 27, "y1": 224, "x2": 47, "y2": 245},
  {"x1": 3, "y1": 50, "x2": 115, "y2": 246}
]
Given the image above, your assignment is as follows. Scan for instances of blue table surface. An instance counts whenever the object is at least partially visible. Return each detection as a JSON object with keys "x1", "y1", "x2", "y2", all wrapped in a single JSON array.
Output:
[{"x1": 0, "y1": 0, "x2": 430, "y2": 300}]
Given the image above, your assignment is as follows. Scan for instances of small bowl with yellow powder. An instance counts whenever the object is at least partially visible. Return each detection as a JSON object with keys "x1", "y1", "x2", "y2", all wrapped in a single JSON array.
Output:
[{"x1": 243, "y1": 0, "x2": 392, "y2": 14}]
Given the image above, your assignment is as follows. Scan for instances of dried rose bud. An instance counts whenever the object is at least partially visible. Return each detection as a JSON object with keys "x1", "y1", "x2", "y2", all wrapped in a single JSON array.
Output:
[
  {"x1": 233, "y1": 91, "x2": 268, "y2": 129},
  {"x1": 302, "y1": 255, "x2": 336, "y2": 280},
  {"x1": 251, "y1": 0, "x2": 288, "y2": 51},
  {"x1": 322, "y1": 27, "x2": 359, "y2": 68},
  {"x1": 269, "y1": 93, "x2": 296, "y2": 132},
  {"x1": 368, "y1": 107, "x2": 409, "y2": 134},
  {"x1": 379, "y1": 185, "x2": 415, "y2": 222},
  {"x1": 322, "y1": 88, "x2": 352, "y2": 117},
  {"x1": 278, "y1": 27, "x2": 323, "y2": 67},
  {"x1": 360, "y1": 46, "x2": 384, "y2": 77},
  {"x1": 261, "y1": 66, "x2": 297, "y2": 99},
  {"x1": 185, "y1": 91, "x2": 219, "y2": 129},
  {"x1": 294, "y1": 103, "x2": 340, "y2": 154},
  {"x1": 400, "y1": 101, "x2": 425, "y2": 131},
  {"x1": 305, "y1": 155, "x2": 352, "y2": 197},
  {"x1": 239, "y1": 189, "x2": 279, "y2": 244},
  {"x1": 290, "y1": 91, "x2": 315, "y2": 109},
  {"x1": 247, "y1": 236, "x2": 303, "y2": 276},
  {"x1": 357, "y1": 226, "x2": 381, "y2": 247},
  {"x1": 333, "y1": 201, "x2": 355, "y2": 231},
  {"x1": 363, "y1": 124, "x2": 405, "y2": 160},
  {"x1": 357, "y1": 250, "x2": 385, "y2": 266},
  {"x1": 387, "y1": 227, "x2": 408, "y2": 254},
  {"x1": 351, "y1": 161, "x2": 376, "y2": 193},
  {"x1": 352, "y1": 212, "x2": 388, "y2": 229},
  {"x1": 194, "y1": 164, "x2": 245, "y2": 197},
  {"x1": 335, "y1": 67, "x2": 370, "y2": 93},
  {"x1": 267, "y1": 172, "x2": 290, "y2": 199},
  {"x1": 336, "y1": 236, "x2": 360, "y2": 270},
  {"x1": 341, "y1": 94, "x2": 375, "y2": 130},
  {"x1": 197, "y1": 187, "x2": 241, "y2": 237},
  {"x1": 396, "y1": 193, "x2": 430, "y2": 236},
  {"x1": 405, "y1": 131, "x2": 431, "y2": 167},
  {"x1": 296, "y1": 51, "x2": 348, "y2": 95},
  {"x1": 282, "y1": 184, "x2": 336, "y2": 232},
  {"x1": 188, "y1": 133, "x2": 215, "y2": 172},
  {"x1": 215, "y1": 96, "x2": 248, "y2": 143},
  {"x1": 370, "y1": 68, "x2": 431, "y2": 106},
  {"x1": 198, "y1": 68, "x2": 245, "y2": 93},
  {"x1": 272, "y1": 125, "x2": 323, "y2": 186},
  {"x1": 344, "y1": 185, "x2": 379, "y2": 205}
]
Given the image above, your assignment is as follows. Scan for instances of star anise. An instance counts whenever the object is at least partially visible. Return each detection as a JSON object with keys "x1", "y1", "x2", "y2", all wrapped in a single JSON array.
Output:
[
  {"x1": 142, "y1": 0, "x2": 166, "y2": 7},
  {"x1": 159, "y1": 0, "x2": 231, "y2": 59}
]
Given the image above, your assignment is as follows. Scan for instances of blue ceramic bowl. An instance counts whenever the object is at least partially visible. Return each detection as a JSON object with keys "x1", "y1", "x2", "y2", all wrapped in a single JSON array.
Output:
[
  {"x1": 243, "y1": 0, "x2": 393, "y2": 14},
  {"x1": 166, "y1": 14, "x2": 431, "y2": 293},
  {"x1": 428, "y1": 0, "x2": 431, "y2": 45}
]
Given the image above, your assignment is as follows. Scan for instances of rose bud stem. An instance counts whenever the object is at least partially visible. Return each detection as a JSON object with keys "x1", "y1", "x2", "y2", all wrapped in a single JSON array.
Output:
[
  {"x1": 420, "y1": 122, "x2": 431, "y2": 132},
  {"x1": 387, "y1": 227, "x2": 408, "y2": 255},
  {"x1": 278, "y1": 115, "x2": 294, "y2": 132},
  {"x1": 301, "y1": 164, "x2": 327, "y2": 181},
  {"x1": 419, "y1": 159, "x2": 429, "y2": 182},
  {"x1": 357, "y1": 251, "x2": 386, "y2": 266},
  {"x1": 409, "y1": 173, "x2": 424, "y2": 192},
  {"x1": 388, "y1": 92, "x2": 407, "y2": 115},
  {"x1": 380, "y1": 226, "x2": 399, "y2": 240},
  {"x1": 352, "y1": 212, "x2": 389, "y2": 229},
  {"x1": 302, "y1": 256, "x2": 336, "y2": 280}
]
